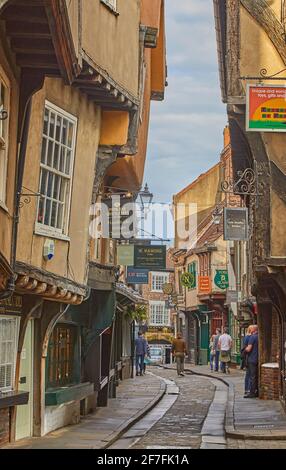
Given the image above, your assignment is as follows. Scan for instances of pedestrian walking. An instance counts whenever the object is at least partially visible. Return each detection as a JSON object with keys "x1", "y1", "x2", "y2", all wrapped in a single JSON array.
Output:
[
  {"x1": 143, "y1": 338, "x2": 151, "y2": 374},
  {"x1": 172, "y1": 332, "x2": 187, "y2": 377},
  {"x1": 135, "y1": 331, "x2": 147, "y2": 376},
  {"x1": 218, "y1": 327, "x2": 232, "y2": 374},
  {"x1": 209, "y1": 328, "x2": 221, "y2": 372},
  {"x1": 241, "y1": 325, "x2": 254, "y2": 395},
  {"x1": 244, "y1": 325, "x2": 259, "y2": 398}
]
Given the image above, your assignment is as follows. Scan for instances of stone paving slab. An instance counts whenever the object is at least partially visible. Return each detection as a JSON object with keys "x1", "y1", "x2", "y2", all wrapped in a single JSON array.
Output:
[{"x1": 4, "y1": 373, "x2": 166, "y2": 450}]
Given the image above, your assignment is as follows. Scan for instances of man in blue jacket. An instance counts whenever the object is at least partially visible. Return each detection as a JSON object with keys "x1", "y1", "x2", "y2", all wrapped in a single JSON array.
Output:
[{"x1": 135, "y1": 331, "x2": 147, "y2": 376}]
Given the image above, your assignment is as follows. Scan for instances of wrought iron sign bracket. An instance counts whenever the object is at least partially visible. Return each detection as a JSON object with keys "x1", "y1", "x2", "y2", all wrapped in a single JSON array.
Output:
[
  {"x1": 240, "y1": 67, "x2": 286, "y2": 81},
  {"x1": 18, "y1": 189, "x2": 42, "y2": 208},
  {"x1": 221, "y1": 165, "x2": 263, "y2": 197}
]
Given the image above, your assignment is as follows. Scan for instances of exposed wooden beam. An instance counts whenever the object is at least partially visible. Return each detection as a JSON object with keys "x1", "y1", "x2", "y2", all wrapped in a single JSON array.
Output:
[
  {"x1": 5, "y1": 21, "x2": 51, "y2": 38},
  {"x1": 2, "y1": 6, "x2": 48, "y2": 24}
]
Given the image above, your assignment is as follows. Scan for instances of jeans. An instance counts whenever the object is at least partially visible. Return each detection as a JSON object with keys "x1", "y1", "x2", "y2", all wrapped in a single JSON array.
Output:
[
  {"x1": 245, "y1": 367, "x2": 251, "y2": 393},
  {"x1": 176, "y1": 354, "x2": 185, "y2": 375},
  {"x1": 210, "y1": 351, "x2": 220, "y2": 371},
  {"x1": 248, "y1": 362, "x2": 258, "y2": 395},
  {"x1": 136, "y1": 354, "x2": 145, "y2": 374}
]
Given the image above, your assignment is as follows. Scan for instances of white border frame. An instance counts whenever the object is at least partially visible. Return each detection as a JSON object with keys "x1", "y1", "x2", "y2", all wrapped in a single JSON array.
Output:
[
  {"x1": 246, "y1": 83, "x2": 286, "y2": 133},
  {"x1": 0, "y1": 315, "x2": 20, "y2": 392},
  {"x1": 35, "y1": 100, "x2": 78, "y2": 238}
]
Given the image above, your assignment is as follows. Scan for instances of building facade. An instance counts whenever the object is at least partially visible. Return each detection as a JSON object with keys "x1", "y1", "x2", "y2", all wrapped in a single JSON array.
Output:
[
  {"x1": 0, "y1": 0, "x2": 166, "y2": 446},
  {"x1": 214, "y1": 0, "x2": 286, "y2": 403},
  {"x1": 142, "y1": 250, "x2": 175, "y2": 363}
]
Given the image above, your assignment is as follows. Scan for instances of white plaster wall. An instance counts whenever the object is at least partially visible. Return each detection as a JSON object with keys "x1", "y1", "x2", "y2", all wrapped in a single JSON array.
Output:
[{"x1": 44, "y1": 401, "x2": 80, "y2": 435}]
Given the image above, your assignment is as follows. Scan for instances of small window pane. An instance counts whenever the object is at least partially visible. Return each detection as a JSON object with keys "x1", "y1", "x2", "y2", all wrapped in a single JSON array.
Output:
[
  {"x1": 43, "y1": 108, "x2": 49, "y2": 135},
  {"x1": 55, "y1": 115, "x2": 62, "y2": 141},
  {"x1": 38, "y1": 198, "x2": 45, "y2": 224},
  {"x1": 61, "y1": 119, "x2": 68, "y2": 145},
  {"x1": 41, "y1": 137, "x2": 47, "y2": 164},
  {"x1": 47, "y1": 140, "x2": 54, "y2": 167},
  {"x1": 49, "y1": 112, "x2": 56, "y2": 138},
  {"x1": 44, "y1": 199, "x2": 51, "y2": 225}
]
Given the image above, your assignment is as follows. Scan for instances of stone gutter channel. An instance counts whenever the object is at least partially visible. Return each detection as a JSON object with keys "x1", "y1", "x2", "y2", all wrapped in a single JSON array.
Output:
[{"x1": 104, "y1": 374, "x2": 179, "y2": 449}]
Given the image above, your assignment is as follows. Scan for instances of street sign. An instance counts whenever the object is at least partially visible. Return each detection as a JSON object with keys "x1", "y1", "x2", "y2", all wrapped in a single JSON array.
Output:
[
  {"x1": 226, "y1": 290, "x2": 239, "y2": 304},
  {"x1": 246, "y1": 84, "x2": 286, "y2": 132},
  {"x1": 214, "y1": 270, "x2": 229, "y2": 290},
  {"x1": 224, "y1": 207, "x2": 249, "y2": 241},
  {"x1": 134, "y1": 245, "x2": 166, "y2": 269},
  {"x1": 126, "y1": 268, "x2": 149, "y2": 284}
]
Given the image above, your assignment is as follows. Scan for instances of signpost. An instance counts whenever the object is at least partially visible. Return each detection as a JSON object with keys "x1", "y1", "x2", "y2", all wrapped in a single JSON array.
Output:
[
  {"x1": 246, "y1": 84, "x2": 286, "y2": 132},
  {"x1": 224, "y1": 208, "x2": 249, "y2": 241},
  {"x1": 134, "y1": 245, "x2": 166, "y2": 270}
]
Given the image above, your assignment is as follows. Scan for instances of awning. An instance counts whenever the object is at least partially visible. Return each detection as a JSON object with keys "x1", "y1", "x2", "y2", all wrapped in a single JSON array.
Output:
[{"x1": 116, "y1": 282, "x2": 147, "y2": 306}]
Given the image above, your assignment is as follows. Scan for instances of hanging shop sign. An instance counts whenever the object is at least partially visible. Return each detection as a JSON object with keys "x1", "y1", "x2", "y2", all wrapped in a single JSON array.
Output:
[
  {"x1": 134, "y1": 245, "x2": 166, "y2": 269},
  {"x1": 246, "y1": 84, "x2": 286, "y2": 132},
  {"x1": 126, "y1": 268, "x2": 149, "y2": 284},
  {"x1": 102, "y1": 196, "x2": 137, "y2": 240},
  {"x1": 117, "y1": 245, "x2": 134, "y2": 266},
  {"x1": 180, "y1": 272, "x2": 195, "y2": 289},
  {"x1": 224, "y1": 208, "x2": 249, "y2": 241},
  {"x1": 214, "y1": 270, "x2": 229, "y2": 290},
  {"x1": 198, "y1": 276, "x2": 211, "y2": 293},
  {"x1": 162, "y1": 283, "x2": 173, "y2": 295}
]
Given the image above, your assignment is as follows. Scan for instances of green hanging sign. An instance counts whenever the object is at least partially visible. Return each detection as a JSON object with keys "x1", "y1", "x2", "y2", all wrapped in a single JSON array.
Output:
[
  {"x1": 214, "y1": 270, "x2": 229, "y2": 290},
  {"x1": 181, "y1": 272, "x2": 196, "y2": 289}
]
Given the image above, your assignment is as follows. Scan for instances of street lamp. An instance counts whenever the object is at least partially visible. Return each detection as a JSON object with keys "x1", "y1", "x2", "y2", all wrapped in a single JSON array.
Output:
[{"x1": 139, "y1": 183, "x2": 153, "y2": 211}]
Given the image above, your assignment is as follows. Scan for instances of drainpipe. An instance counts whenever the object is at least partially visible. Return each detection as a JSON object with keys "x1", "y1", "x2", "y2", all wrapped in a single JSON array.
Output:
[{"x1": 11, "y1": 100, "x2": 32, "y2": 272}]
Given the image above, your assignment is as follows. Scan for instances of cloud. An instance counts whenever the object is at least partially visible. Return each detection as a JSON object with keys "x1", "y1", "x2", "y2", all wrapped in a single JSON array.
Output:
[{"x1": 144, "y1": 0, "x2": 227, "y2": 203}]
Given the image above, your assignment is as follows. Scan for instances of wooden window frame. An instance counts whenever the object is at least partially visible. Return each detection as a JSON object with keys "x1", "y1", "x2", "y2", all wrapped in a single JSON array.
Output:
[
  {"x1": 36, "y1": 101, "x2": 77, "y2": 238},
  {"x1": 46, "y1": 323, "x2": 79, "y2": 390},
  {"x1": 149, "y1": 301, "x2": 170, "y2": 327},
  {"x1": 0, "y1": 316, "x2": 20, "y2": 392},
  {"x1": 151, "y1": 272, "x2": 169, "y2": 292}
]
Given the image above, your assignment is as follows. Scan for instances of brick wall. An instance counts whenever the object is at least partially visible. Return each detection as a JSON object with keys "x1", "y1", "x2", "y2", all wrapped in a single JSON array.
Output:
[
  {"x1": 260, "y1": 364, "x2": 281, "y2": 400},
  {"x1": 271, "y1": 310, "x2": 280, "y2": 363},
  {"x1": 0, "y1": 408, "x2": 10, "y2": 447}
]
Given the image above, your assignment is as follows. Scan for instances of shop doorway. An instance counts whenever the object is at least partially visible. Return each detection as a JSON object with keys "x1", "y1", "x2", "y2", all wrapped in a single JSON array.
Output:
[{"x1": 16, "y1": 320, "x2": 34, "y2": 440}]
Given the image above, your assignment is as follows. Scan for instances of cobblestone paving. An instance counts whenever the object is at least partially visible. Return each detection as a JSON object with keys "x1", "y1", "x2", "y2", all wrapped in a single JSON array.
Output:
[
  {"x1": 227, "y1": 439, "x2": 286, "y2": 449},
  {"x1": 133, "y1": 367, "x2": 215, "y2": 449}
]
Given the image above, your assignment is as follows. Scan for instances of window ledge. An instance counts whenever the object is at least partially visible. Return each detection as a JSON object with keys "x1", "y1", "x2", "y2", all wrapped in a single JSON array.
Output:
[
  {"x1": 0, "y1": 390, "x2": 29, "y2": 409},
  {"x1": 100, "y1": 0, "x2": 119, "y2": 16},
  {"x1": 34, "y1": 225, "x2": 70, "y2": 242},
  {"x1": 45, "y1": 382, "x2": 94, "y2": 406}
]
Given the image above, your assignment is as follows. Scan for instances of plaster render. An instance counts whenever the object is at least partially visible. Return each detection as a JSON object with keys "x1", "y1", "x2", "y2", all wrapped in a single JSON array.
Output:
[{"x1": 17, "y1": 77, "x2": 101, "y2": 285}]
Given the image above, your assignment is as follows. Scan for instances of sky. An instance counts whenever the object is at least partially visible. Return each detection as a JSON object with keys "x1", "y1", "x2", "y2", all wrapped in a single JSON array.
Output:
[{"x1": 144, "y1": 0, "x2": 227, "y2": 203}]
